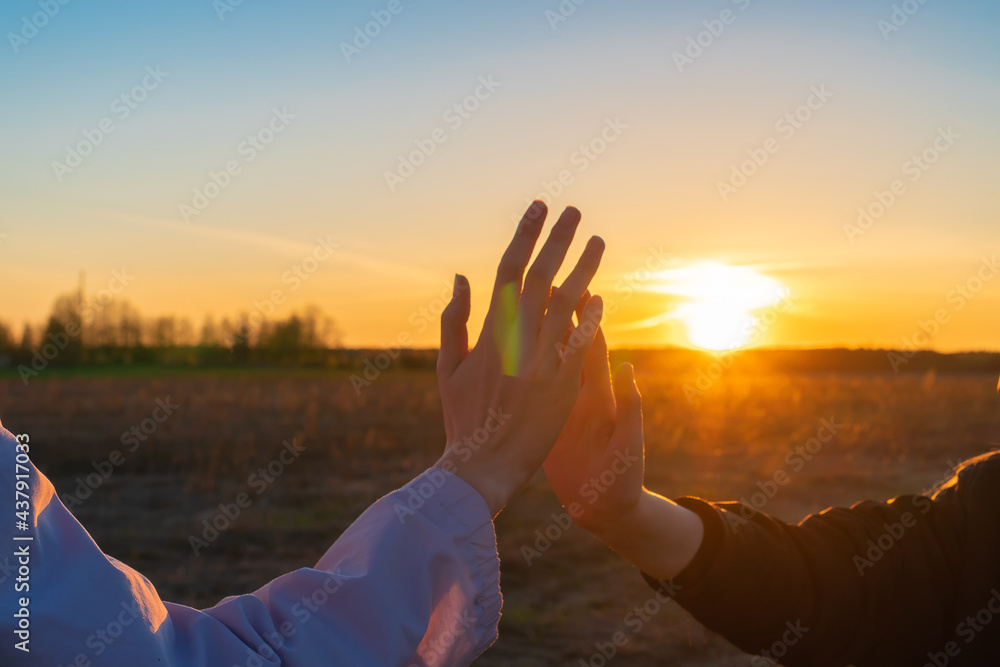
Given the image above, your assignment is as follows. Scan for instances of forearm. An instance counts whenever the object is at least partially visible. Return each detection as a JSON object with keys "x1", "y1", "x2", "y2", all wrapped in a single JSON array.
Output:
[
  {"x1": 588, "y1": 489, "x2": 704, "y2": 581},
  {"x1": 0, "y1": 430, "x2": 501, "y2": 667}
]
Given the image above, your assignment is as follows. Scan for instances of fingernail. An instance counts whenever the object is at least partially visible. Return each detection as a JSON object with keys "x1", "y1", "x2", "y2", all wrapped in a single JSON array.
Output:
[
  {"x1": 564, "y1": 206, "x2": 582, "y2": 226},
  {"x1": 527, "y1": 200, "x2": 546, "y2": 221}
]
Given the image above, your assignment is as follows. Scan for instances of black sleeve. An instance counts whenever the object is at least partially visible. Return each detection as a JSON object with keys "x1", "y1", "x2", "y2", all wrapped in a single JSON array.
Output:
[{"x1": 643, "y1": 483, "x2": 967, "y2": 666}]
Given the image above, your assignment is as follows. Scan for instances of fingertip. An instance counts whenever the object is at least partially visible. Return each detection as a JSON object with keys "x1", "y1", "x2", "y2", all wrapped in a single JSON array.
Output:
[
  {"x1": 527, "y1": 200, "x2": 547, "y2": 221},
  {"x1": 614, "y1": 362, "x2": 637, "y2": 392},
  {"x1": 623, "y1": 362, "x2": 634, "y2": 382},
  {"x1": 588, "y1": 294, "x2": 604, "y2": 321},
  {"x1": 561, "y1": 206, "x2": 582, "y2": 225},
  {"x1": 574, "y1": 289, "x2": 592, "y2": 318}
]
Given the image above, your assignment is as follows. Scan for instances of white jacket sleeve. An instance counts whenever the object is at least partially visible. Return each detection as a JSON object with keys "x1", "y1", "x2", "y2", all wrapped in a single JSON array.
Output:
[{"x1": 0, "y1": 423, "x2": 502, "y2": 667}]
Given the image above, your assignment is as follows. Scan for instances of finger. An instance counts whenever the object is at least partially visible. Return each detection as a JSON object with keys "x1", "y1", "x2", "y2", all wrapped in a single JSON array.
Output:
[
  {"x1": 480, "y1": 201, "x2": 547, "y2": 348},
  {"x1": 437, "y1": 274, "x2": 471, "y2": 380},
  {"x1": 557, "y1": 294, "x2": 603, "y2": 381},
  {"x1": 538, "y1": 236, "x2": 604, "y2": 366},
  {"x1": 516, "y1": 207, "x2": 582, "y2": 344},
  {"x1": 611, "y1": 362, "x2": 644, "y2": 463},
  {"x1": 558, "y1": 317, "x2": 581, "y2": 385},
  {"x1": 584, "y1": 323, "x2": 614, "y2": 403}
]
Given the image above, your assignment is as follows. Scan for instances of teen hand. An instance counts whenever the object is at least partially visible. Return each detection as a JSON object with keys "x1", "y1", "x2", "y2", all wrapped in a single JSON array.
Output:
[
  {"x1": 435, "y1": 202, "x2": 605, "y2": 517},
  {"x1": 543, "y1": 305, "x2": 705, "y2": 580}
]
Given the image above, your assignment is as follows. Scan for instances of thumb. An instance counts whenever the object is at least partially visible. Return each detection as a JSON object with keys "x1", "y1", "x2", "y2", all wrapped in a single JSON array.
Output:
[
  {"x1": 437, "y1": 274, "x2": 471, "y2": 379},
  {"x1": 611, "y1": 362, "x2": 644, "y2": 461}
]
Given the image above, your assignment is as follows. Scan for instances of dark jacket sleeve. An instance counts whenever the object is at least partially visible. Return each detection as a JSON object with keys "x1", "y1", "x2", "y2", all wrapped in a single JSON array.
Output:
[{"x1": 642, "y1": 460, "x2": 994, "y2": 667}]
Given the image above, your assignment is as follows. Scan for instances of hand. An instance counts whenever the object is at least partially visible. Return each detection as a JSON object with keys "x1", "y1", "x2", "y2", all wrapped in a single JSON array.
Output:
[
  {"x1": 435, "y1": 201, "x2": 605, "y2": 516},
  {"x1": 543, "y1": 310, "x2": 705, "y2": 579},
  {"x1": 543, "y1": 298, "x2": 644, "y2": 532}
]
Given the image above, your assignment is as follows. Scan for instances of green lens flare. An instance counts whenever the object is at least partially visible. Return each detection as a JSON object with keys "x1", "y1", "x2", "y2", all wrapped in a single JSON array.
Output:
[{"x1": 493, "y1": 282, "x2": 521, "y2": 377}]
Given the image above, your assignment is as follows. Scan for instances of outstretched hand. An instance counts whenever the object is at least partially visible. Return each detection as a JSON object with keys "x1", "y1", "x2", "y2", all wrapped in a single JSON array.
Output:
[
  {"x1": 543, "y1": 300, "x2": 705, "y2": 580},
  {"x1": 435, "y1": 202, "x2": 605, "y2": 516},
  {"x1": 543, "y1": 293, "x2": 645, "y2": 531}
]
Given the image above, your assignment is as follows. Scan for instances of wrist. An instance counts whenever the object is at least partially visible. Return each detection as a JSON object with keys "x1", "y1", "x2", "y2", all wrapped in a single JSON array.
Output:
[
  {"x1": 434, "y1": 452, "x2": 512, "y2": 518},
  {"x1": 586, "y1": 489, "x2": 705, "y2": 581},
  {"x1": 584, "y1": 488, "x2": 654, "y2": 543}
]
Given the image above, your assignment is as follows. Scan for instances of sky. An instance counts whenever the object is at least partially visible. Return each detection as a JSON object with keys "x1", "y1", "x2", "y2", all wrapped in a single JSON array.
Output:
[{"x1": 1, "y1": 0, "x2": 998, "y2": 351}]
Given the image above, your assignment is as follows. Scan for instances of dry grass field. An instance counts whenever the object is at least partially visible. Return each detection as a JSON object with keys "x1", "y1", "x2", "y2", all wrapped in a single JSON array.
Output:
[{"x1": 2, "y1": 352, "x2": 998, "y2": 666}]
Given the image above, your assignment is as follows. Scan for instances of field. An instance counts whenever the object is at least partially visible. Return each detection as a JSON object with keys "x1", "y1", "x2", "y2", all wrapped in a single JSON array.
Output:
[{"x1": 3, "y1": 353, "x2": 999, "y2": 666}]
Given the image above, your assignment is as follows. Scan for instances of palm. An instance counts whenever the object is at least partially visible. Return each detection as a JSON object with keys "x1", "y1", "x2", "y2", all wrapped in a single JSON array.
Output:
[
  {"x1": 544, "y1": 318, "x2": 644, "y2": 528},
  {"x1": 434, "y1": 202, "x2": 606, "y2": 515}
]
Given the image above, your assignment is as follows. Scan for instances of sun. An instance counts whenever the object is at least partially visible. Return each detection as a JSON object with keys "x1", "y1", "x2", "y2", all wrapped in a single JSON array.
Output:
[{"x1": 653, "y1": 262, "x2": 789, "y2": 351}]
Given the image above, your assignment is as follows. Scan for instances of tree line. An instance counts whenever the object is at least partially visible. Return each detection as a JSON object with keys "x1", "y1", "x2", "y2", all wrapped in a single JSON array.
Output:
[{"x1": 0, "y1": 289, "x2": 348, "y2": 369}]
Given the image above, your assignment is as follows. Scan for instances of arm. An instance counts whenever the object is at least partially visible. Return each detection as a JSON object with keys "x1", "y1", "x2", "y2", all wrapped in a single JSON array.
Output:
[
  {"x1": 646, "y1": 489, "x2": 965, "y2": 666},
  {"x1": 543, "y1": 323, "x2": 966, "y2": 666},
  {"x1": 2, "y1": 201, "x2": 607, "y2": 666},
  {"x1": 542, "y1": 313, "x2": 704, "y2": 580},
  {"x1": 0, "y1": 428, "x2": 500, "y2": 666}
]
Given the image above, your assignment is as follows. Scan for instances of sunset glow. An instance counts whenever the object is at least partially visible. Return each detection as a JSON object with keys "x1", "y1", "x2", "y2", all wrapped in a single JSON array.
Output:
[{"x1": 654, "y1": 262, "x2": 790, "y2": 351}]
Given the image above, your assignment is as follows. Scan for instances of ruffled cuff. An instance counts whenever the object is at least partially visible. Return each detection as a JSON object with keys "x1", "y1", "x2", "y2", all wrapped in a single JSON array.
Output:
[{"x1": 403, "y1": 466, "x2": 503, "y2": 659}]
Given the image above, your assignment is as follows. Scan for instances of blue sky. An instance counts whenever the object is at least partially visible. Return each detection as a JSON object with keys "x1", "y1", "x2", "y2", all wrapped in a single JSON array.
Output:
[{"x1": 1, "y1": 0, "x2": 999, "y2": 350}]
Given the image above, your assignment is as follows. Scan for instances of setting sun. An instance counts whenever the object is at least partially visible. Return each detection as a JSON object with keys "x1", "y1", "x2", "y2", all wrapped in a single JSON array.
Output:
[{"x1": 653, "y1": 262, "x2": 790, "y2": 351}]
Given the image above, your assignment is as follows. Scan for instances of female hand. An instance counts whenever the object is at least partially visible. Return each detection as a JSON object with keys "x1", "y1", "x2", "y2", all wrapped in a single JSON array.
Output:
[
  {"x1": 435, "y1": 201, "x2": 605, "y2": 516},
  {"x1": 543, "y1": 305, "x2": 704, "y2": 579},
  {"x1": 542, "y1": 297, "x2": 644, "y2": 531}
]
